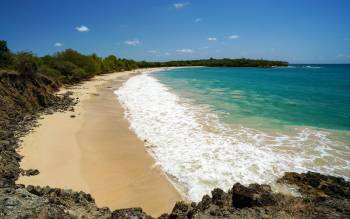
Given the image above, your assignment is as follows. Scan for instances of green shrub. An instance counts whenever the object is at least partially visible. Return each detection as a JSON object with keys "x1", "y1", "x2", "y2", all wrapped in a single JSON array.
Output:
[
  {"x1": 48, "y1": 60, "x2": 88, "y2": 83},
  {"x1": 15, "y1": 52, "x2": 38, "y2": 76},
  {"x1": 38, "y1": 65, "x2": 63, "y2": 80},
  {"x1": 55, "y1": 49, "x2": 102, "y2": 76}
]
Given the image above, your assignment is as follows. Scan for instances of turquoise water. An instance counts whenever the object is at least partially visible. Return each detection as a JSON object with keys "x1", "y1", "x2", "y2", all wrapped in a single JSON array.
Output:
[
  {"x1": 117, "y1": 66, "x2": 350, "y2": 200},
  {"x1": 154, "y1": 65, "x2": 350, "y2": 133}
]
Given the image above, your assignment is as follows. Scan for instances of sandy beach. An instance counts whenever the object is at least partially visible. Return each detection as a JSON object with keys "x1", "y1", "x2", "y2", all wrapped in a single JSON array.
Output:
[{"x1": 17, "y1": 68, "x2": 183, "y2": 217}]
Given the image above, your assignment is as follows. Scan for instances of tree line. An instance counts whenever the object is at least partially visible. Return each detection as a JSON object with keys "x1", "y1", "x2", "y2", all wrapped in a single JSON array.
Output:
[
  {"x1": 0, "y1": 40, "x2": 288, "y2": 85},
  {"x1": 137, "y1": 58, "x2": 288, "y2": 68},
  {"x1": 0, "y1": 40, "x2": 138, "y2": 84}
]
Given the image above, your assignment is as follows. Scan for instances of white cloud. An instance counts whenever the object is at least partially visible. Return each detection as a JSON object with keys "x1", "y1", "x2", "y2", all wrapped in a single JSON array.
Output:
[
  {"x1": 148, "y1": 50, "x2": 159, "y2": 54},
  {"x1": 195, "y1": 18, "x2": 202, "y2": 23},
  {"x1": 124, "y1": 39, "x2": 141, "y2": 46},
  {"x1": 54, "y1": 42, "x2": 63, "y2": 47},
  {"x1": 174, "y1": 2, "x2": 189, "y2": 9},
  {"x1": 176, "y1": 49, "x2": 194, "y2": 53},
  {"x1": 148, "y1": 50, "x2": 171, "y2": 56},
  {"x1": 336, "y1": 53, "x2": 350, "y2": 58},
  {"x1": 208, "y1": 37, "x2": 217, "y2": 41},
  {"x1": 76, "y1": 25, "x2": 89, "y2": 32},
  {"x1": 228, "y1": 35, "x2": 239, "y2": 39},
  {"x1": 199, "y1": 46, "x2": 209, "y2": 50}
]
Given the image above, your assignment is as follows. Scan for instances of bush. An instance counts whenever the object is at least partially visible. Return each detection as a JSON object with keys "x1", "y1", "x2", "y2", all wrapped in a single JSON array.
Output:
[
  {"x1": 38, "y1": 65, "x2": 63, "y2": 81},
  {"x1": 71, "y1": 67, "x2": 90, "y2": 82},
  {"x1": 15, "y1": 52, "x2": 38, "y2": 76},
  {"x1": 0, "y1": 40, "x2": 13, "y2": 68},
  {"x1": 55, "y1": 49, "x2": 102, "y2": 76},
  {"x1": 102, "y1": 55, "x2": 118, "y2": 72},
  {"x1": 49, "y1": 60, "x2": 87, "y2": 83}
]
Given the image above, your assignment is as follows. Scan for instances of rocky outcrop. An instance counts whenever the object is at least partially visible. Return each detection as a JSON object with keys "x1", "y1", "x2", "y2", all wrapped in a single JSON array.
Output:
[
  {"x1": 0, "y1": 71, "x2": 75, "y2": 188},
  {"x1": 157, "y1": 172, "x2": 349, "y2": 219},
  {"x1": 111, "y1": 208, "x2": 152, "y2": 219},
  {"x1": 8, "y1": 170, "x2": 349, "y2": 219},
  {"x1": 0, "y1": 185, "x2": 111, "y2": 218},
  {"x1": 278, "y1": 171, "x2": 350, "y2": 199},
  {"x1": 0, "y1": 71, "x2": 105, "y2": 218}
]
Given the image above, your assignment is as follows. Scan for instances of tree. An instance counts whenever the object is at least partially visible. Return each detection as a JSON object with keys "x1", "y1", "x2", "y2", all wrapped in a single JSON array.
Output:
[
  {"x1": 103, "y1": 55, "x2": 118, "y2": 72},
  {"x1": 15, "y1": 52, "x2": 38, "y2": 76},
  {"x1": 55, "y1": 49, "x2": 101, "y2": 76},
  {"x1": 0, "y1": 40, "x2": 9, "y2": 53},
  {"x1": 49, "y1": 60, "x2": 87, "y2": 83},
  {"x1": 38, "y1": 65, "x2": 62, "y2": 80},
  {"x1": 0, "y1": 40, "x2": 13, "y2": 68}
]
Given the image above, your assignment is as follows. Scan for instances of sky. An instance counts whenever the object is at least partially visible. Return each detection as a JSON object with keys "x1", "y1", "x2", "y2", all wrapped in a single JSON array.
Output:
[{"x1": 1, "y1": 0, "x2": 350, "y2": 64}]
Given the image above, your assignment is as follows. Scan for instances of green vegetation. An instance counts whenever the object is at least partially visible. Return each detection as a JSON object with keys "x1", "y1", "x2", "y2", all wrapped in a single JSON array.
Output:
[
  {"x1": 137, "y1": 58, "x2": 288, "y2": 68},
  {"x1": 15, "y1": 52, "x2": 39, "y2": 76},
  {"x1": 0, "y1": 40, "x2": 138, "y2": 84},
  {"x1": 0, "y1": 40, "x2": 288, "y2": 85},
  {"x1": 0, "y1": 40, "x2": 14, "y2": 68}
]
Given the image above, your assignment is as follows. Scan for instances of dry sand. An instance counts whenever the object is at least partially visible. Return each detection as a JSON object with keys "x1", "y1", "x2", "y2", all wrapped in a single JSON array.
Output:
[{"x1": 17, "y1": 68, "x2": 183, "y2": 217}]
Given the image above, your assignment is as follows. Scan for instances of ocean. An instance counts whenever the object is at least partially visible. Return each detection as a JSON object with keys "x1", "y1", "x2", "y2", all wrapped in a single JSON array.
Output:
[{"x1": 115, "y1": 65, "x2": 350, "y2": 201}]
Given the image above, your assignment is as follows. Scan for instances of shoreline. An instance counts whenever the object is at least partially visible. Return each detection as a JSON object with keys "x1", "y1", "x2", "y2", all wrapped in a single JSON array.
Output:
[{"x1": 17, "y1": 68, "x2": 183, "y2": 217}]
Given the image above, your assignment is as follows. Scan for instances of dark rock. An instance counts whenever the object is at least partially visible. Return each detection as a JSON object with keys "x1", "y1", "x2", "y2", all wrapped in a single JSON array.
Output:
[
  {"x1": 70, "y1": 115, "x2": 76, "y2": 118},
  {"x1": 158, "y1": 213, "x2": 170, "y2": 219},
  {"x1": 26, "y1": 185, "x2": 42, "y2": 196},
  {"x1": 21, "y1": 168, "x2": 40, "y2": 176},
  {"x1": 65, "y1": 91, "x2": 74, "y2": 96},
  {"x1": 40, "y1": 208, "x2": 74, "y2": 219},
  {"x1": 231, "y1": 183, "x2": 276, "y2": 208},
  {"x1": 15, "y1": 184, "x2": 25, "y2": 189},
  {"x1": 0, "y1": 140, "x2": 10, "y2": 147},
  {"x1": 111, "y1": 208, "x2": 152, "y2": 219},
  {"x1": 278, "y1": 171, "x2": 350, "y2": 199},
  {"x1": 169, "y1": 201, "x2": 190, "y2": 218},
  {"x1": 197, "y1": 194, "x2": 211, "y2": 211},
  {"x1": 211, "y1": 188, "x2": 225, "y2": 207}
]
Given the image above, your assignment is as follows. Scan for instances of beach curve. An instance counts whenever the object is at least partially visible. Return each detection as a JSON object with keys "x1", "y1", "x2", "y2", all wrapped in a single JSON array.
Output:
[{"x1": 17, "y1": 68, "x2": 183, "y2": 217}]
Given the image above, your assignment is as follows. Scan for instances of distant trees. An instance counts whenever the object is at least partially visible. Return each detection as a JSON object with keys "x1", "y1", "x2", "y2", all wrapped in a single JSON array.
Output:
[
  {"x1": 137, "y1": 58, "x2": 288, "y2": 68},
  {"x1": 0, "y1": 38, "x2": 288, "y2": 86}
]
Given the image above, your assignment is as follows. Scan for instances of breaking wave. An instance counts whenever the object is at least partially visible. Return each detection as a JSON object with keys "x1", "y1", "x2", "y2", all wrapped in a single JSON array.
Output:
[{"x1": 115, "y1": 73, "x2": 350, "y2": 201}]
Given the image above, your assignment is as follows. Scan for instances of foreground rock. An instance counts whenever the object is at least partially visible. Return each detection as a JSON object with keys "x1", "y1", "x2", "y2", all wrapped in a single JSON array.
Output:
[
  {"x1": 0, "y1": 185, "x2": 111, "y2": 218},
  {"x1": 1, "y1": 171, "x2": 348, "y2": 218},
  {"x1": 149, "y1": 172, "x2": 349, "y2": 219}
]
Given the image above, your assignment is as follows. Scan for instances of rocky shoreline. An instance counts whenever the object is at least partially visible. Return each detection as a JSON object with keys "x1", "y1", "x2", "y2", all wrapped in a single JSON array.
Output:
[
  {"x1": 0, "y1": 71, "x2": 76, "y2": 188},
  {"x1": 0, "y1": 71, "x2": 349, "y2": 218}
]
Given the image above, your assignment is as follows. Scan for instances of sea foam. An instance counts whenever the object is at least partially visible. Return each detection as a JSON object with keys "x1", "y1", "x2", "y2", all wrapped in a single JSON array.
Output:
[{"x1": 115, "y1": 73, "x2": 350, "y2": 201}]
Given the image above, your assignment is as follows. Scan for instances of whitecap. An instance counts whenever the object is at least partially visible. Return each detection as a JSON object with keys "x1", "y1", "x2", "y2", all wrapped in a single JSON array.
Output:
[{"x1": 115, "y1": 73, "x2": 350, "y2": 201}]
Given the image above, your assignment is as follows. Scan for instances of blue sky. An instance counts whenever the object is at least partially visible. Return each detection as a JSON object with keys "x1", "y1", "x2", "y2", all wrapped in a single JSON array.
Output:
[{"x1": 1, "y1": 0, "x2": 350, "y2": 63}]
